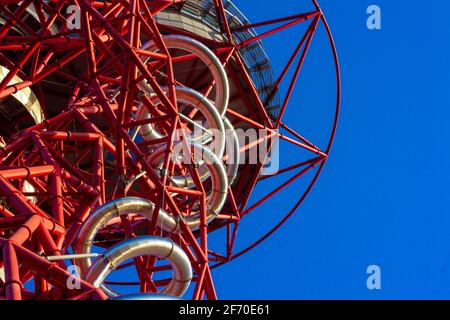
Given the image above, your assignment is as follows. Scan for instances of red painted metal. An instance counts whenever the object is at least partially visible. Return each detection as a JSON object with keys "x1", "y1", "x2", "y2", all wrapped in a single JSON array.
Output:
[{"x1": 0, "y1": 0, "x2": 340, "y2": 300}]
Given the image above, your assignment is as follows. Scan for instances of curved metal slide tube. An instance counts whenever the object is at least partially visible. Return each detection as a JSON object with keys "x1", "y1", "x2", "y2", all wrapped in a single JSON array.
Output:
[
  {"x1": 85, "y1": 236, "x2": 192, "y2": 298},
  {"x1": 141, "y1": 34, "x2": 229, "y2": 116},
  {"x1": 147, "y1": 142, "x2": 228, "y2": 230},
  {"x1": 74, "y1": 197, "x2": 179, "y2": 274},
  {"x1": 136, "y1": 85, "x2": 226, "y2": 158}
]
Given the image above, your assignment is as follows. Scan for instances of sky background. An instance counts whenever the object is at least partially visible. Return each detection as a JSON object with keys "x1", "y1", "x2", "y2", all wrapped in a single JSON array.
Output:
[{"x1": 209, "y1": 0, "x2": 450, "y2": 299}]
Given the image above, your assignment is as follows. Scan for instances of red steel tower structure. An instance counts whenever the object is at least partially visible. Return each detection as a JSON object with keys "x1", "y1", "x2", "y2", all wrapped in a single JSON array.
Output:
[{"x1": 0, "y1": 0, "x2": 340, "y2": 300}]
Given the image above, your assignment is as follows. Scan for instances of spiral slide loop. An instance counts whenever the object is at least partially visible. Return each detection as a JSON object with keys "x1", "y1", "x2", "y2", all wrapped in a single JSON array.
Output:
[
  {"x1": 85, "y1": 236, "x2": 192, "y2": 298},
  {"x1": 136, "y1": 85, "x2": 226, "y2": 158},
  {"x1": 74, "y1": 197, "x2": 179, "y2": 275},
  {"x1": 142, "y1": 34, "x2": 229, "y2": 116}
]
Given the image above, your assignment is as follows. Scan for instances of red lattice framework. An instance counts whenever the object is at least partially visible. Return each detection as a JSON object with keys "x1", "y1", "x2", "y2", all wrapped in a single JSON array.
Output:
[{"x1": 0, "y1": 0, "x2": 340, "y2": 300}]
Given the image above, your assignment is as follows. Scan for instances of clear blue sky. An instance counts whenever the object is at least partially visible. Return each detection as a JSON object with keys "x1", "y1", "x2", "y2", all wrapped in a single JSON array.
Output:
[{"x1": 210, "y1": 0, "x2": 450, "y2": 299}]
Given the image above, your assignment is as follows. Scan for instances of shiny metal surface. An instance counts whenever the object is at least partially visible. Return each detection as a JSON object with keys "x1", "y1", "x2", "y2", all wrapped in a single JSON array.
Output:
[
  {"x1": 74, "y1": 197, "x2": 179, "y2": 274},
  {"x1": 223, "y1": 117, "x2": 240, "y2": 185},
  {"x1": 136, "y1": 85, "x2": 226, "y2": 158},
  {"x1": 85, "y1": 236, "x2": 192, "y2": 298},
  {"x1": 141, "y1": 34, "x2": 229, "y2": 115}
]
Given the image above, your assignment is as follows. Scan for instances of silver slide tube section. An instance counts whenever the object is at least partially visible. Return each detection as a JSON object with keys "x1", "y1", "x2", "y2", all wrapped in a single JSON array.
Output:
[
  {"x1": 74, "y1": 197, "x2": 178, "y2": 275},
  {"x1": 85, "y1": 236, "x2": 192, "y2": 298},
  {"x1": 147, "y1": 142, "x2": 228, "y2": 230},
  {"x1": 142, "y1": 34, "x2": 229, "y2": 116},
  {"x1": 112, "y1": 293, "x2": 181, "y2": 300},
  {"x1": 150, "y1": 117, "x2": 240, "y2": 188},
  {"x1": 0, "y1": 71, "x2": 43, "y2": 205},
  {"x1": 45, "y1": 253, "x2": 100, "y2": 261},
  {"x1": 136, "y1": 86, "x2": 226, "y2": 158},
  {"x1": 223, "y1": 117, "x2": 240, "y2": 185},
  {"x1": 0, "y1": 8, "x2": 50, "y2": 281},
  {"x1": 151, "y1": 117, "x2": 239, "y2": 187},
  {"x1": 0, "y1": 66, "x2": 44, "y2": 125}
]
